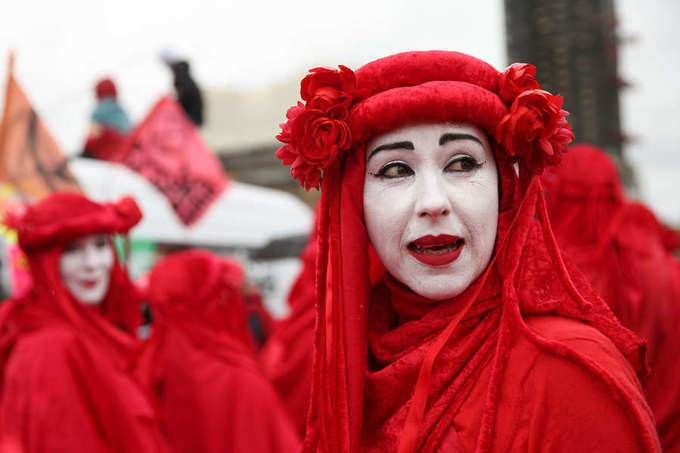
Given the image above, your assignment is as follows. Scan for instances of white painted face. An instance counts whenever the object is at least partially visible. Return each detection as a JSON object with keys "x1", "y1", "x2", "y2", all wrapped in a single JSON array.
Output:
[
  {"x1": 363, "y1": 123, "x2": 499, "y2": 300},
  {"x1": 59, "y1": 234, "x2": 115, "y2": 305}
]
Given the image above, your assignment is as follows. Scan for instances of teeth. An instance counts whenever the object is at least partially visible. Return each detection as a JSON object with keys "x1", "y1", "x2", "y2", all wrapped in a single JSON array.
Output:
[{"x1": 411, "y1": 241, "x2": 462, "y2": 255}]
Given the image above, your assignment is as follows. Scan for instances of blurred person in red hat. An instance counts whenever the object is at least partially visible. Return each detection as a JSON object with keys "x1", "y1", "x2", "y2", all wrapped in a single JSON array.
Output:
[
  {"x1": 543, "y1": 143, "x2": 680, "y2": 452},
  {"x1": 82, "y1": 78, "x2": 132, "y2": 162},
  {"x1": 0, "y1": 192, "x2": 170, "y2": 453},
  {"x1": 137, "y1": 249, "x2": 300, "y2": 453},
  {"x1": 274, "y1": 51, "x2": 661, "y2": 452}
]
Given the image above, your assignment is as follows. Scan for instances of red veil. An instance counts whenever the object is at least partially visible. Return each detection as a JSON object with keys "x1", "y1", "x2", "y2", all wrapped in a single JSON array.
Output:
[
  {"x1": 138, "y1": 249, "x2": 300, "y2": 453},
  {"x1": 543, "y1": 144, "x2": 680, "y2": 452},
  {"x1": 275, "y1": 51, "x2": 661, "y2": 452},
  {"x1": 0, "y1": 192, "x2": 169, "y2": 452}
]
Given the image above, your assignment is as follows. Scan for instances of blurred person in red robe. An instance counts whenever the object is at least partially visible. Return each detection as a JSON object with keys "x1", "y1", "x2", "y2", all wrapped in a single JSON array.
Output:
[
  {"x1": 274, "y1": 51, "x2": 661, "y2": 452},
  {"x1": 138, "y1": 249, "x2": 300, "y2": 453},
  {"x1": 82, "y1": 78, "x2": 132, "y2": 162},
  {"x1": 543, "y1": 143, "x2": 680, "y2": 452},
  {"x1": 0, "y1": 192, "x2": 170, "y2": 453},
  {"x1": 260, "y1": 217, "x2": 318, "y2": 436}
]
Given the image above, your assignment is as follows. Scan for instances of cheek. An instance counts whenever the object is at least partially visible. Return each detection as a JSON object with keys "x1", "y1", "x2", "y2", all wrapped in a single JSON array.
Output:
[
  {"x1": 99, "y1": 247, "x2": 115, "y2": 272},
  {"x1": 461, "y1": 179, "x2": 499, "y2": 260},
  {"x1": 363, "y1": 181, "x2": 412, "y2": 256},
  {"x1": 59, "y1": 254, "x2": 80, "y2": 280}
]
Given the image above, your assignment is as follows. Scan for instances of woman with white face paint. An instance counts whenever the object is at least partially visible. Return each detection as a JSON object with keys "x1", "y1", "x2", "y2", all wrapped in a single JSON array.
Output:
[
  {"x1": 275, "y1": 51, "x2": 661, "y2": 452},
  {"x1": 0, "y1": 193, "x2": 170, "y2": 453},
  {"x1": 59, "y1": 234, "x2": 115, "y2": 305}
]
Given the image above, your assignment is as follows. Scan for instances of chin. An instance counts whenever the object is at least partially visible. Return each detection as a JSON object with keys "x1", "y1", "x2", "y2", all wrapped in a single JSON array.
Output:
[
  {"x1": 411, "y1": 285, "x2": 466, "y2": 301},
  {"x1": 408, "y1": 276, "x2": 468, "y2": 301},
  {"x1": 70, "y1": 284, "x2": 109, "y2": 306}
]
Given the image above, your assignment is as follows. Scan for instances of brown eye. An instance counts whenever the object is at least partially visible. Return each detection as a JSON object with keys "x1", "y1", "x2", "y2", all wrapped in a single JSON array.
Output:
[
  {"x1": 64, "y1": 242, "x2": 79, "y2": 253},
  {"x1": 445, "y1": 156, "x2": 481, "y2": 172},
  {"x1": 376, "y1": 162, "x2": 414, "y2": 179},
  {"x1": 94, "y1": 235, "x2": 109, "y2": 248}
]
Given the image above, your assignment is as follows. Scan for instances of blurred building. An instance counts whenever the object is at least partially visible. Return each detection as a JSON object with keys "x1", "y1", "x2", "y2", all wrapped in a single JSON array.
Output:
[
  {"x1": 201, "y1": 80, "x2": 320, "y2": 208},
  {"x1": 504, "y1": 0, "x2": 635, "y2": 186}
]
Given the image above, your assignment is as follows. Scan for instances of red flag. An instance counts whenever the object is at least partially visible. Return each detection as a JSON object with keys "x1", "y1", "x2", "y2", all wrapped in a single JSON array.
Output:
[
  {"x1": 0, "y1": 54, "x2": 81, "y2": 199},
  {"x1": 121, "y1": 97, "x2": 227, "y2": 226}
]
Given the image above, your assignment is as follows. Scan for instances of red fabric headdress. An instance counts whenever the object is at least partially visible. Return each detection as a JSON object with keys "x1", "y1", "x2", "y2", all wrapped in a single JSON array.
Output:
[
  {"x1": 145, "y1": 249, "x2": 256, "y2": 354},
  {"x1": 276, "y1": 52, "x2": 657, "y2": 453},
  {"x1": 0, "y1": 193, "x2": 144, "y2": 373},
  {"x1": 7, "y1": 192, "x2": 141, "y2": 253}
]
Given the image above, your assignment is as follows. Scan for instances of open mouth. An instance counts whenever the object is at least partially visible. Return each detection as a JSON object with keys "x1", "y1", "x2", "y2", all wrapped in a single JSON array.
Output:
[{"x1": 408, "y1": 235, "x2": 465, "y2": 266}]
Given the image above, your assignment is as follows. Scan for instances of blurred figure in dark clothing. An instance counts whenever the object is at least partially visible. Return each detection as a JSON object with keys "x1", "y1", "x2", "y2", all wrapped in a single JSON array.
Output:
[{"x1": 161, "y1": 51, "x2": 204, "y2": 127}]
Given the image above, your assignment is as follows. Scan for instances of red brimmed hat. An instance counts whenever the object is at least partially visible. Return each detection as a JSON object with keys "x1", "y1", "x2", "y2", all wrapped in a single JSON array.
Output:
[
  {"x1": 7, "y1": 192, "x2": 142, "y2": 253},
  {"x1": 276, "y1": 51, "x2": 573, "y2": 190}
]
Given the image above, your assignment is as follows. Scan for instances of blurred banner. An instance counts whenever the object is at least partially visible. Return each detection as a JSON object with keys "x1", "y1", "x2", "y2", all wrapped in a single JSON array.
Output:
[
  {"x1": 121, "y1": 97, "x2": 227, "y2": 226},
  {"x1": 0, "y1": 55, "x2": 81, "y2": 199}
]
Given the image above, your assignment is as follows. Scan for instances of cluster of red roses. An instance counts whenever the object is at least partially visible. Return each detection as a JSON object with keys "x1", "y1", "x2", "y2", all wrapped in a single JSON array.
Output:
[
  {"x1": 276, "y1": 66, "x2": 364, "y2": 190},
  {"x1": 496, "y1": 63, "x2": 575, "y2": 175}
]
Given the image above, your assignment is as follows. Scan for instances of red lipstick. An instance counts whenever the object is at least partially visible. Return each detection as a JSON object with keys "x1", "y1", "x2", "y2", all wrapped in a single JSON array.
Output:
[
  {"x1": 79, "y1": 279, "x2": 99, "y2": 289},
  {"x1": 408, "y1": 234, "x2": 464, "y2": 267}
]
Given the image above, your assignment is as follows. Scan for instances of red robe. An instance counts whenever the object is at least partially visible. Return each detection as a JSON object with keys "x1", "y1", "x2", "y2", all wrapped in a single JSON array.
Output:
[
  {"x1": 544, "y1": 144, "x2": 680, "y2": 452},
  {"x1": 139, "y1": 249, "x2": 301, "y2": 453}
]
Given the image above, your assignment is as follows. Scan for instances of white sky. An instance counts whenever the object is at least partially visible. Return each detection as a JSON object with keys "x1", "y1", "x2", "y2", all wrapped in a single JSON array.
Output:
[{"x1": 1, "y1": 0, "x2": 678, "y2": 224}]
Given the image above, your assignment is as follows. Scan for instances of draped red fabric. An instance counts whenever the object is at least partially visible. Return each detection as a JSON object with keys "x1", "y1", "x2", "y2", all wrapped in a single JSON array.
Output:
[
  {"x1": 0, "y1": 192, "x2": 169, "y2": 453},
  {"x1": 261, "y1": 216, "x2": 319, "y2": 436},
  {"x1": 83, "y1": 127, "x2": 128, "y2": 163},
  {"x1": 138, "y1": 249, "x2": 301, "y2": 453},
  {"x1": 543, "y1": 144, "x2": 680, "y2": 452},
  {"x1": 280, "y1": 52, "x2": 661, "y2": 452}
]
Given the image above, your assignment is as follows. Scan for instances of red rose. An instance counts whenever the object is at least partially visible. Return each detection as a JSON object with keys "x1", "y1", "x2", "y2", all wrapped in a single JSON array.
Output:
[
  {"x1": 276, "y1": 102, "x2": 305, "y2": 143},
  {"x1": 300, "y1": 65, "x2": 356, "y2": 102},
  {"x1": 496, "y1": 89, "x2": 574, "y2": 174},
  {"x1": 276, "y1": 65, "x2": 360, "y2": 190},
  {"x1": 498, "y1": 63, "x2": 541, "y2": 103},
  {"x1": 291, "y1": 109, "x2": 351, "y2": 167}
]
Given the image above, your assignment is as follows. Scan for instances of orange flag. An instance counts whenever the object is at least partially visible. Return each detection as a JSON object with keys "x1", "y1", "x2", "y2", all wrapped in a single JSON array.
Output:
[{"x1": 0, "y1": 54, "x2": 81, "y2": 199}]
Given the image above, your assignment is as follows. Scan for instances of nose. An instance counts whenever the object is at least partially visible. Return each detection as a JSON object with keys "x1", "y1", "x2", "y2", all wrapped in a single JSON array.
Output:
[
  {"x1": 82, "y1": 244, "x2": 100, "y2": 268},
  {"x1": 415, "y1": 173, "x2": 452, "y2": 220}
]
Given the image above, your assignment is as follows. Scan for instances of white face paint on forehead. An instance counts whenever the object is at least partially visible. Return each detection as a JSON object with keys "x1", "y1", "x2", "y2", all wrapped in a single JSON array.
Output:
[
  {"x1": 363, "y1": 122, "x2": 499, "y2": 301},
  {"x1": 59, "y1": 234, "x2": 115, "y2": 305}
]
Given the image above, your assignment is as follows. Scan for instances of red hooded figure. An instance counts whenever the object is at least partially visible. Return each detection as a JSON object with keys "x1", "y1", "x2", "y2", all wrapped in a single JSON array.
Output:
[
  {"x1": 274, "y1": 51, "x2": 661, "y2": 452},
  {"x1": 138, "y1": 249, "x2": 300, "y2": 453},
  {"x1": 0, "y1": 192, "x2": 170, "y2": 453},
  {"x1": 260, "y1": 213, "x2": 319, "y2": 436},
  {"x1": 543, "y1": 143, "x2": 680, "y2": 452}
]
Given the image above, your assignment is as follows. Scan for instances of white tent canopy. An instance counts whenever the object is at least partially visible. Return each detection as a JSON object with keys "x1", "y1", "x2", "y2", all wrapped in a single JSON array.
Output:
[{"x1": 69, "y1": 158, "x2": 312, "y2": 249}]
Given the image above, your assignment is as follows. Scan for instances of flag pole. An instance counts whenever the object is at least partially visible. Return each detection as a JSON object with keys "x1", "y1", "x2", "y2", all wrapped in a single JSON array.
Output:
[{"x1": 0, "y1": 51, "x2": 16, "y2": 179}]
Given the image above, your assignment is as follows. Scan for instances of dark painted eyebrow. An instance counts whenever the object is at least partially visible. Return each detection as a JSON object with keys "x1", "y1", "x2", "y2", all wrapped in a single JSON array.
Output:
[
  {"x1": 439, "y1": 133, "x2": 484, "y2": 147},
  {"x1": 366, "y1": 141, "x2": 414, "y2": 162}
]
